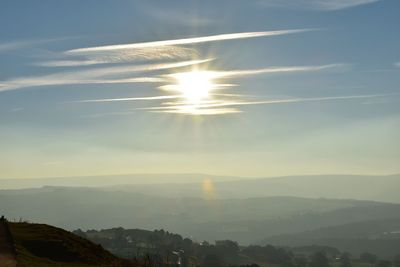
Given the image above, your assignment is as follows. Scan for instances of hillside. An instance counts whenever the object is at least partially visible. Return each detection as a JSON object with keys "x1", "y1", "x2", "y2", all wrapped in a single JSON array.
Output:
[
  {"x1": 6, "y1": 221, "x2": 132, "y2": 267},
  {"x1": 263, "y1": 218, "x2": 400, "y2": 258},
  {"x1": 2, "y1": 187, "x2": 400, "y2": 245}
]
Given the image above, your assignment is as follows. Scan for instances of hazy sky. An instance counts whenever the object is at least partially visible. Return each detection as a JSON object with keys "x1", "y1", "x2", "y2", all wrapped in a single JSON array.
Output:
[{"x1": 0, "y1": 0, "x2": 399, "y2": 179}]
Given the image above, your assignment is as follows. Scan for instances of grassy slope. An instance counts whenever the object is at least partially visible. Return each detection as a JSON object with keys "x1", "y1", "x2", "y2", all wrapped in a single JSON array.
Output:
[
  {"x1": 265, "y1": 218, "x2": 400, "y2": 258},
  {"x1": 9, "y1": 222, "x2": 132, "y2": 267}
]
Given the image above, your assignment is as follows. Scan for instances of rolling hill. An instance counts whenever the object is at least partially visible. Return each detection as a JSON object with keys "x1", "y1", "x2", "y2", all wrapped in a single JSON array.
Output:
[
  {"x1": 5, "y1": 221, "x2": 133, "y2": 267},
  {"x1": 263, "y1": 218, "x2": 400, "y2": 258},
  {"x1": 2, "y1": 186, "x2": 400, "y2": 245}
]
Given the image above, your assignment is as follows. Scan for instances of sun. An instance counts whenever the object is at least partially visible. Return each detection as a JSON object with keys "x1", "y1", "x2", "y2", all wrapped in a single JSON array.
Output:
[
  {"x1": 159, "y1": 70, "x2": 232, "y2": 114},
  {"x1": 173, "y1": 71, "x2": 215, "y2": 103}
]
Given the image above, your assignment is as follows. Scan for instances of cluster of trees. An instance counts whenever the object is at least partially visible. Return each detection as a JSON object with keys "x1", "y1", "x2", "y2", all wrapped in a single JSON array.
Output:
[
  {"x1": 359, "y1": 252, "x2": 400, "y2": 267},
  {"x1": 74, "y1": 227, "x2": 400, "y2": 267},
  {"x1": 242, "y1": 247, "x2": 348, "y2": 267},
  {"x1": 286, "y1": 251, "x2": 400, "y2": 267}
]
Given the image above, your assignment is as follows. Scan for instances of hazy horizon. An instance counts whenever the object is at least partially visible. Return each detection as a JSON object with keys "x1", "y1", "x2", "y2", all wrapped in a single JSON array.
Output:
[{"x1": 1, "y1": 171, "x2": 399, "y2": 181}]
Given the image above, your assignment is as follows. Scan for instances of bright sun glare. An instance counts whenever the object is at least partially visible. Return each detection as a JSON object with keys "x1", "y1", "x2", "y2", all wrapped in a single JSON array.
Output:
[
  {"x1": 174, "y1": 71, "x2": 214, "y2": 103},
  {"x1": 160, "y1": 70, "x2": 238, "y2": 115}
]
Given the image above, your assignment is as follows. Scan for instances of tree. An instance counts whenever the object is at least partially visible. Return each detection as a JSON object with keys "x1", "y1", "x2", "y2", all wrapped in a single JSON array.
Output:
[
  {"x1": 202, "y1": 254, "x2": 224, "y2": 267},
  {"x1": 377, "y1": 260, "x2": 392, "y2": 267},
  {"x1": 309, "y1": 251, "x2": 330, "y2": 267},
  {"x1": 72, "y1": 228, "x2": 86, "y2": 238},
  {"x1": 340, "y1": 253, "x2": 352, "y2": 267},
  {"x1": 393, "y1": 254, "x2": 400, "y2": 267},
  {"x1": 215, "y1": 240, "x2": 239, "y2": 256},
  {"x1": 360, "y1": 252, "x2": 378, "y2": 264},
  {"x1": 294, "y1": 256, "x2": 307, "y2": 267}
]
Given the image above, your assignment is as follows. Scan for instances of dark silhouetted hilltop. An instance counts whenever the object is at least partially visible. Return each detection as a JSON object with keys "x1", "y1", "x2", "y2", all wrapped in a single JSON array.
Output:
[{"x1": 6, "y1": 221, "x2": 134, "y2": 267}]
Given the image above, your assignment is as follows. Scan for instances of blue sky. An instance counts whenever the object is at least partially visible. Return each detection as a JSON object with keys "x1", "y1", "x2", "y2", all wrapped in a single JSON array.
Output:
[{"x1": 0, "y1": 0, "x2": 399, "y2": 179}]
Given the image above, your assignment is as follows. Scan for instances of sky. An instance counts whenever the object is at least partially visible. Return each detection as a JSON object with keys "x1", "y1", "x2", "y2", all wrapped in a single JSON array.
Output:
[{"x1": 0, "y1": 0, "x2": 399, "y2": 179}]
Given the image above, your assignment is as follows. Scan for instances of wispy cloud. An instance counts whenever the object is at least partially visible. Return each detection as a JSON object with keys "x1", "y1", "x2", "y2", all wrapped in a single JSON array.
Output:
[
  {"x1": 80, "y1": 111, "x2": 138, "y2": 118},
  {"x1": 71, "y1": 63, "x2": 353, "y2": 115},
  {"x1": 0, "y1": 59, "x2": 212, "y2": 92},
  {"x1": 146, "y1": 7, "x2": 216, "y2": 27},
  {"x1": 2, "y1": 29, "x2": 369, "y2": 117},
  {"x1": 258, "y1": 0, "x2": 380, "y2": 11},
  {"x1": 164, "y1": 64, "x2": 349, "y2": 81},
  {"x1": 0, "y1": 37, "x2": 70, "y2": 52},
  {"x1": 46, "y1": 29, "x2": 311, "y2": 68},
  {"x1": 8, "y1": 107, "x2": 24, "y2": 113},
  {"x1": 394, "y1": 62, "x2": 400, "y2": 68},
  {"x1": 39, "y1": 46, "x2": 198, "y2": 67},
  {"x1": 67, "y1": 29, "x2": 313, "y2": 53},
  {"x1": 73, "y1": 93, "x2": 250, "y2": 104},
  {"x1": 36, "y1": 59, "x2": 104, "y2": 67},
  {"x1": 75, "y1": 95, "x2": 182, "y2": 103},
  {"x1": 73, "y1": 93, "x2": 396, "y2": 116},
  {"x1": 140, "y1": 94, "x2": 395, "y2": 115},
  {"x1": 1, "y1": 29, "x2": 315, "y2": 96},
  {"x1": 0, "y1": 41, "x2": 34, "y2": 52},
  {"x1": 158, "y1": 108, "x2": 242, "y2": 115}
]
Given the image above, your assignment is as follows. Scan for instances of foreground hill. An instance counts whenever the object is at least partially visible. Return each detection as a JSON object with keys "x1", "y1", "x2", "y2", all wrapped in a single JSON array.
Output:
[
  {"x1": 7, "y1": 221, "x2": 132, "y2": 267},
  {"x1": 2, "y1": 187, "x2": 400, "y2": 246},
  {"x1": 6, "y1": 220, "x2": 388, "y2": 267}
]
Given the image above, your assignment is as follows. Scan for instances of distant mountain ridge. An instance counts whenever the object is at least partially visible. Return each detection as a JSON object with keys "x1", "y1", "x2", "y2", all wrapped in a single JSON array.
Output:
[
  {"x1": 104, "y1": 173, "x2": 400, "y2": 203},
  {"x1": 0, "y1": 173, "x2": 235, "y2": 189},
  {"x1": 1, "y1": 173, "x2": 399, "y2": 203}
]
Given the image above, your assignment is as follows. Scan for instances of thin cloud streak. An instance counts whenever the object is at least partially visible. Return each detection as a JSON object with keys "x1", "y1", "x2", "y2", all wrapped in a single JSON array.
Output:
[
  {"x1": 80, "y1": 111, "x2": 137, "y2": 118},
  {"x1": 71, "y1": 94, "x2": 397, "y2": 116},
  {"x1": 217, "y1": 64, "x2": 349, "y2": 76},
  {"x1": 68, "y1": 63, "x2": 355, "y2": 116},
  {"x1": 36, "y1": 60, "x2": 103, "y2": 67},
  {"x1": 74, "y1": 93, "x2": 249, "y2": 104},
  {"x1": 75, "y1": 95, "x2": 181, "y2": 103},
  {"x1": 0, "y1": 37, "x2": 72, "y2": 52},
  {"x1": 67, "y1": 29, "x2": 313, "y2": 53},
  {"x1": 145, "y1": 5, "x2": 216, "y2": 27},
  {"x1": 165, "y1": 64, "x2": 349, "y2": 81},
  {"x1": 154, "y1": 108, "x2": 242, "y2": 115},
  {"x1": 41, "y1": 46, "x2": 198, "y2": 67},
  {"x1": 139, "y1": 94, "x2": 396, "y2": 113},
  {"x1": 0, "y1": 59, "x2": 211, "y2": 92},
  {"x1": 258, "y1": 0, "x2": 380, "y2": 11}
]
